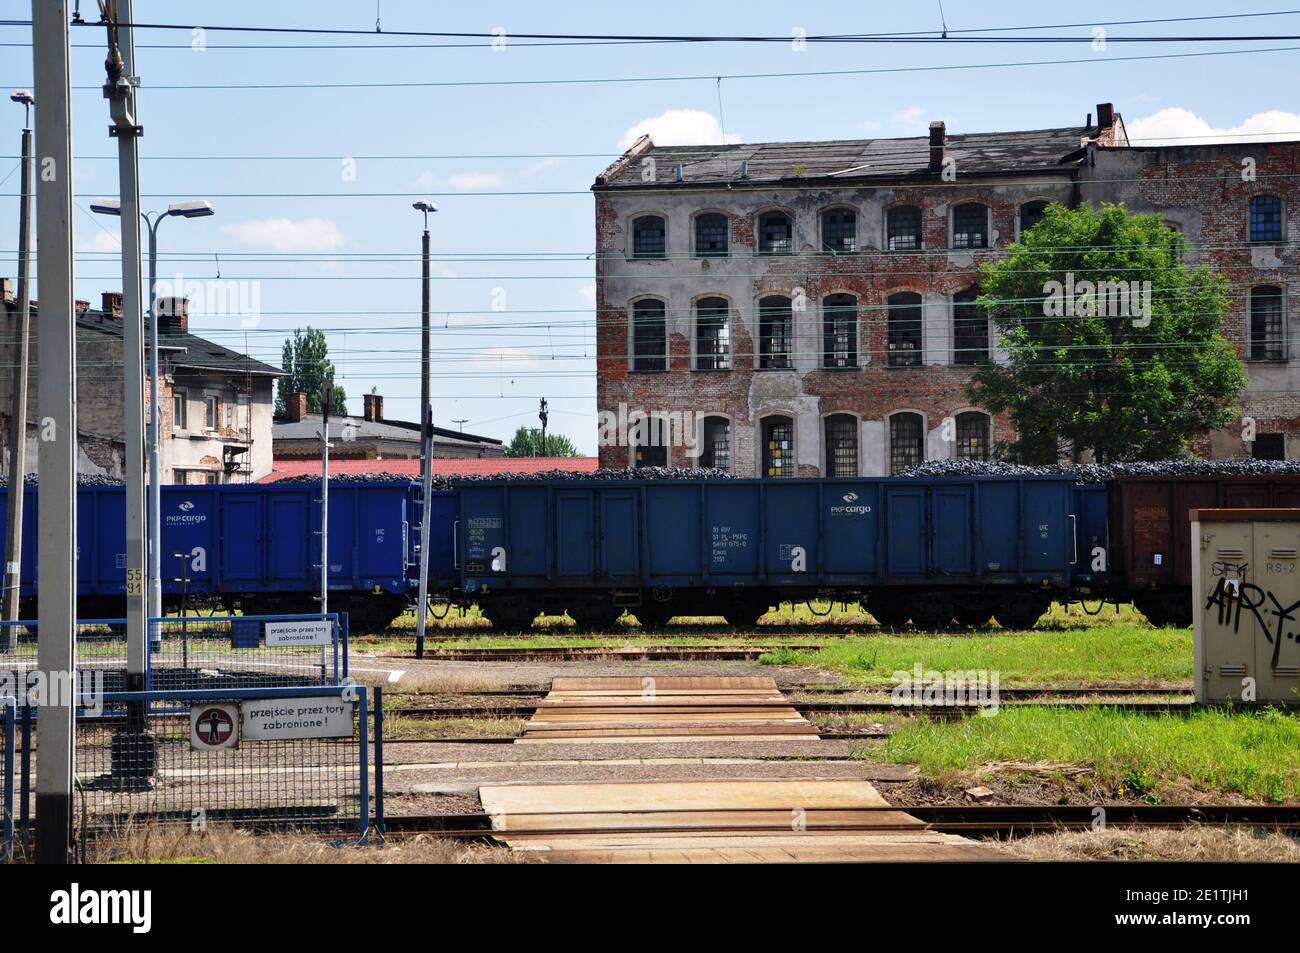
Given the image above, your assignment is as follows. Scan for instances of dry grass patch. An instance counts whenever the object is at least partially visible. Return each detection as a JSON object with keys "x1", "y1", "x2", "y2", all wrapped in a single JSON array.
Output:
[{"x1": 1005, "y1": 826, "x2": 1300, "y2": 863}]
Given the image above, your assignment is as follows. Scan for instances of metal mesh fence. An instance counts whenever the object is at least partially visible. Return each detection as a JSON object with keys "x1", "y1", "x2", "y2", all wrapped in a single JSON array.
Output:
[
  {"x1": 72, "y1": 686, "x2": 370, "y2": 856},
  {"x1": 1, "y1": 697, "x2": 13, "y2": 863},
  {"x1": 0, "y1": 614, "x2": 346, "y2": 703}
]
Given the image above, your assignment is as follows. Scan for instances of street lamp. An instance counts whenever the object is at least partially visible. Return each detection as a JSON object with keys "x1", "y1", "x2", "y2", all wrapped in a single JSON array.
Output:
[
  {"x1": 412, "y1": 201, "x2": 436, "y2": 659},
  {"x1": 90, "y1": 197, "x2": 215, "y2": 631}
]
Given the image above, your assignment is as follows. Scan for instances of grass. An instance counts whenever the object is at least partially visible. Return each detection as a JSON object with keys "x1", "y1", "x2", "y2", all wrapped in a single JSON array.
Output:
[
  {"x1": 1003, "y1": 827, "x2": 1300, "y2": 862},
  {"x1": 867, "y1": 706, "x2": 1300, "y2": 803},
  {"x1": 381, "y1": 714, "x2": 526, "y2": 740}
]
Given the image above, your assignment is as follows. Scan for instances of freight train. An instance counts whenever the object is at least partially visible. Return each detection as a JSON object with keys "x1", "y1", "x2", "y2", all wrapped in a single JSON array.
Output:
[{"x1": 2, "y1": 467, "x2": 1298, "y2": 632}]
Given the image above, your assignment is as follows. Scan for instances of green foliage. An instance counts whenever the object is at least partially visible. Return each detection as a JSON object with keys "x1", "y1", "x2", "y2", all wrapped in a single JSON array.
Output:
[
  {"x1": 504, "y1": 426, "x2": 579, "y2": 458},
  {"x1": 967, "y1": 202, "x2": 1246, "y2": 462},
  {"x1": 275, "y1": 328, "x2": 347, "y2": 416}
]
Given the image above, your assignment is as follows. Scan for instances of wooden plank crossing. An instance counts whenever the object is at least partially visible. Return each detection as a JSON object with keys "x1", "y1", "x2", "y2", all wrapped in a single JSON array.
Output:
[
  {"x1": 518, "y1": 675, "x2": 820, "y2": 744},
  {"x1": 481, "y1": 677, "x2": 1002, "y2": 863}
]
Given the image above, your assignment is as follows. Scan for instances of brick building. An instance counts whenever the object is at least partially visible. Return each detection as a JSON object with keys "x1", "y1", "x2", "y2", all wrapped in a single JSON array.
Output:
[
  {"x1": 591, "y1": 102, "x2": 1298, "y2": 475},
  {"x1": 0, "y1": 287, "x2": 281, "y2": 483}
]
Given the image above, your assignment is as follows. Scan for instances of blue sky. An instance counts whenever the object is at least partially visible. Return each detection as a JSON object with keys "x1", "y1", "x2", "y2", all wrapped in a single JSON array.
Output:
[{"x1": 1, "y1": 1, "x2": 1298, "y2": 453}]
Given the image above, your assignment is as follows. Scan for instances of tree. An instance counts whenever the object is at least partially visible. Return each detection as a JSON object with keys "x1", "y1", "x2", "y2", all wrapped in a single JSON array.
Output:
[
  {"x1": 275, "y1": 328, "x2": 347, "y2": 416},
  {"x1": 967, "y1": 202, "x2": 1246, "y2": 463},
  {"x1": 505, "y1": 426, "x2": 579, "y2": 458}
]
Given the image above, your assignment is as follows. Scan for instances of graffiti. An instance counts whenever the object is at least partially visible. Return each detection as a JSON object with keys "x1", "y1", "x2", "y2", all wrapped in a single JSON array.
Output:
[
  {"x1": 1204, "y1": 576, "x2": 1300, "y2": 671},
  {"x1": 1211, "y1": 561, "x2": 1249, "y2": 577}
]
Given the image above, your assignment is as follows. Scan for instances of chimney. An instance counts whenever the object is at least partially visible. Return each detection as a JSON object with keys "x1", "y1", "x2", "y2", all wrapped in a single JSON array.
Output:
[
  {"x1": 1096, "y1": 103, "x2": 1114, "y2": 131},
  {"x1": 156, "y1": 295, "x2": 189, "y2": 333},
  {"x1": 0, "y1": 278, "x2": 13, "y2": 303},
  {"x1": 74, "y1": 299, "x2": 90, "y2": 314},
  {"x1": 101, "y1": 291, "x2": 123, "y2": 317},
  {"x1": 285, "y1": 391, "x2": 307, "y2": 422},
  {"x1": 928, "y1": 121, "x2": 946, "y2": 171},
  {"x1": 363, "y1": 387, "x2": 384, "y2": 422}
]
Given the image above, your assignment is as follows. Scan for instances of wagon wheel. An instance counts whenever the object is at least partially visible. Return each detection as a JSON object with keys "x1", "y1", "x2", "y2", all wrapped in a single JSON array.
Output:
[
  {"x1": 910, "y1": 596, "x2": 957, "y2": 630},
  {"x1": 953, "y1": 604, "x2": 995, "y2": 627},
  {"x1": 636, "y1": 604, "x2": 675, "y2": 629},
  {"x1": 568, "y1": 604, "x2": 623, "y2": 631},
  {"x1": 866, "y1": 594, "x2": 910, "y2": 629},
  {"x1": 481, "y1": 598, "x2": 537, "y2": 632},
  {"x1": 994, "y1": 595, "x2": 1050, "y2": 630},
  {"x1": 723, "y1": 601, "x2": 769, "y2": 629}
]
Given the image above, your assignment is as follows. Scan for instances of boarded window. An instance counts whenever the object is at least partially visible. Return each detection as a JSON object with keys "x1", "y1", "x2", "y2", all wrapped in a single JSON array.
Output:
[
  {"x1": 887, "y1": 292, "x2": 923, "y2": 367},
  {"x1": 952, "y1": 203, "x2": 989, "y2": 249},
  {"x1": 758, "y1": 211, "x2": 793, "y2": 255},
  {"x1": 955, "y1": 412, "x2": 990, "y2": 461},
  {"x1": 825, "y1": 414, "x2": 858, "y2": 477},
  {"x1": 887, "y1": 206, "x2": 922, "y2": 251},
  {"x1": 758, "y1": 296, "x2": 793, "y2": 369},
  {"x1": 695, "y1": 297, "x2": 731, "y2": 370},
  {"x1": 952, "y1": 288, "x2": 988, "y2": 365},
  {"x1": 632, "y1": 299, "x2": 667, "y2": 371},
  {"x1": 889, "y1": 413, "x2": 923, "y2": 474},
  {"x1": 633, "y1": 417, "x2": 668, "y2": 468},
  {"x1": 1253, "y1": 433, "x2": 1285, "y2": 461},
  {"x1": 1250, "y1": 286, "x2": 1285, "y2": 361},
  {"x1": 762, "y1": 416, "x2": 794, "y2": 478},
  {"x1": 1249, "y1": 195, "x2": 1282, "y2": 243},
  {"x1": 699, "y1": 416, "x2": 731, "y2": 471},
  {"x1": 821, "y1": 208, "x2": 857, "y2": 253},
  {"x1": 1019, "y1": 201, "x2": 1048, "y2": 235},
  {"x1": 695, "y1": 213, "x2": 728, "y2": 257},
  {"x1": 632, "y1": 215, "x2": 666, "y2": 258},
  {"x1": 823, "y1": 293, "x2": 857, "y2": 368}
]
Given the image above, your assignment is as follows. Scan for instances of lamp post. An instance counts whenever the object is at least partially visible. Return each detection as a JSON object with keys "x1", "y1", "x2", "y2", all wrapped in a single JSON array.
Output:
[
  {"x1": 90, "y1": 198, "x2": 213, "y2": 637},
  {"x1": 412, "y1": 201, "x2": 436, "y2": 660}
]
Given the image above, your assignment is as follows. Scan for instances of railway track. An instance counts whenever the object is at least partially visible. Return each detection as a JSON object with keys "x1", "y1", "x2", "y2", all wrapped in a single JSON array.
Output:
[
  {"x1": 379, "y1": 645, "x2": 823, "y2": 661},
  {"x1": 392, "y1": 684, "x2": 1193, "y2": 700},
  {"x1": 375, "y1": 804, "x2": 1300, "y2": 839}
]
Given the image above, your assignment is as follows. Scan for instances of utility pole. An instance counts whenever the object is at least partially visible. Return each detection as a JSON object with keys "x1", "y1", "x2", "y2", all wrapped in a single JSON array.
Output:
[
  {"x1": 32, "y1": 0, "x2": 78, "y2": 865},
  {"x1": 539, "y1": 398, "x2": 549, "y2": 456},
  {"x1": 413, "y1": 202, "x2": 436, "y2": 660},
  {"x1": 2, "y1": 90, "x2": 34, "y2": 636},
  {"x1": 319, "y1": 379, "x2": 333, "y2": 618}
]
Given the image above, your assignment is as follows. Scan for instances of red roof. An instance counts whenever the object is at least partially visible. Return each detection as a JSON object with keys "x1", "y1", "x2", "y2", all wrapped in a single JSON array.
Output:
[{"x1": 260, "y1": 456, "x2": 599, "y2": 482}]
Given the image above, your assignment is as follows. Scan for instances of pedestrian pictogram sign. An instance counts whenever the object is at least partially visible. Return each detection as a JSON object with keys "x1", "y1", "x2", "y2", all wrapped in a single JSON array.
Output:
[{"x1": 190, "y1": 703, "x2": 239, "y2": 750}]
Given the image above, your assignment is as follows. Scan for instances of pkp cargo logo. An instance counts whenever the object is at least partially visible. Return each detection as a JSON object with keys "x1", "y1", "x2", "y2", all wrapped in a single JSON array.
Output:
[
  {"x1": 178, "y1": 500, "x2": 195, "y2": 512},
  {"x1": 167, "y1": 499, "x2": 207, "y2": 526},
  {"x1": 831, "y1": 491, "x2": 871, "y2": 517}
]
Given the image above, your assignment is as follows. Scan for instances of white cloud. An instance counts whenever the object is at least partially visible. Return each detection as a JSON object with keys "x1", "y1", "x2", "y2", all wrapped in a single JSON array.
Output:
[
  {"x1": 890, "y1": 105, "x2": 926, "y2": 125},
  {"x1": 471, "y1": 346, "x2": 537, "y2": 370},
  {"x1": 221, "y1": 217, "x2": 343, "y2": 252},
  {"x1": 577, "y1": 283, "x2": 596, "y2": 305},
  {"x1": 81, "y1": 228, "x2": 120, "y2": 253},
  {"x1": 617, "y1": 109, "x2": 740, "y2": 151},
  {"x1": 415, "y1": 169, "x2": 436, "y2": 190},
  {"x1": 1126, "y1": 107, "x2": 1300, "y2": 145},
  {"x1": 447, "y1": 171, "x2": 504, "y2": 190}
]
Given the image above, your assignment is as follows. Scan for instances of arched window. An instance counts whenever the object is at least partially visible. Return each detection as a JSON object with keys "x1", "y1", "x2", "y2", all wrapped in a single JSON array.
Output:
[
  {"x1": 631, "y1": 299, "x2": 667, "y2": 371},
  {"x1": 887, "y1": 292, "x2": 923, "y2": 367},
  {"x1": 889, "y1": 413, "x2": 923, "y2": 474},
  {"x1": 632, "y1": 416, "x2": 668, "y2": 468},
  {"x1": 1250, "y1": 195, "x2": 1283, "y2": 243},
  {"x1": 698, "y1": 416, "x2": 731, "y2": 471},
  {"x1": 631, "y1": 215, "x2": 666, "y2": 258},
  {"x1": 952, "y1": 203, "x2": 989, "y2": 249},
  {"x1": 952, "y1": 288, "x2": 988, "y2": 365},
  {"x1": 821, "y1": 208, "x2": 857, "y2": 253},
  {"x1": 1019, "y1": 200, "x2": 1048, "y2": 235},
  {"x1": 823, "y1": 293, "x2": 857, "y2": 368},
  {"x1": 758, "y1": 211, "x2": 794, "y2": 255},
  {"x1": 825, "y1": 414, "x2": 858, "y2": 477},
  {"x1": 695, "y1": 213, "x2": 729, "y2": 257},
  {"x1": 758, "y1": 295, "x2": 793, "y2": 369},
  {"x1": 955, "y1": 412, "x2": 991, "y2": 461},
  {"x1": 761, "y1": 415, "x2": 794, "y2": 478},
  {"x1": 887, "y1": 206, "x2": 922, "y2": 251},
  {"x1": 694, "y1": 297, "x2": 730, "y2": 370},
  {"x1": 1250, "y1": 286, "x2": 1285, "y2": 361}
]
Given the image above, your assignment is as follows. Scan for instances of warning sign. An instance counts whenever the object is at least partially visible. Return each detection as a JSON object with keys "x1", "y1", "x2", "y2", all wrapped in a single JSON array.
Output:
[
  {"x1": 242, "y1": 696, "x2": 354, "y2": 741},
  {"x1": 264, "y1": 620, "x2": 333, "y2": 646},
  {"x1": 190, "y1": 704, "x2": 239, "y2": 750}
]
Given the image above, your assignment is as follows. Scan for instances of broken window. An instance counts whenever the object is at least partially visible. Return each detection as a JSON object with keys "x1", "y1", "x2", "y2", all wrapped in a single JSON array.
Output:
[
  {"x1": 1249, "y1": 195, "x2": 1282, "y2": 243},
  {"x1": 822, "y1": 293, "x2": 857, "y2": 368},
  {"x1": 632, "y1": 298, "x2": 667, "y2": 371},
  {"x1": 887, "y1": 206, "x2": 922, "y2": 251},
  {"x1": 633, "y1": 416, "x2": 668, "y2": 468},
  {"x1": 695, "y1": 213, "x2": 729, "y2": 257},
  {"x1": 632, "y1": 214, "x2": 666, "y2": 258},
  {"x1": 889, "y1": 413, "x2": 923, "y2": 474},
  {"x1": 758, "y1": 295, "x2": 793, "y2": 369},
  {"x1": 955, "y1": 411, "x2": 991, "y2": 461},
  {"x1": 762, "y1": 416, "x2": 794, "y2": 478},
  {"x1": 758, "y1": 211, "x2": 793, "y2": 255},
  {"x1": 821, "y1": 208, "x2": 857, "y2": 253},
  {"x1": 825, "y1": 414, "x2": 858, "y2": 477},
  {"x1": 1252, "y1": 433, "x2": 1285, "y2": 460},
  {"x1": 887, "y1": 292, "x2": 923, "y2": 367},
  {"x1": 1019, "y1": 201, "x2": 1048, "y2": 235},
  {"x1": 698, "y1": 416, "x2": 731, "y2": 471},
  {"x1": 1249, "y1": 286, "x2": 1285, "y2": 361},
  {"x1": 952, "y1": 203, "x2": 989, "y2": 249},
  {"x1": 695, "y1": 297, "x2": 731, "y2": 370},
  {"x1": 952, "y1": 288, "x2": 988, "y2": 365}
]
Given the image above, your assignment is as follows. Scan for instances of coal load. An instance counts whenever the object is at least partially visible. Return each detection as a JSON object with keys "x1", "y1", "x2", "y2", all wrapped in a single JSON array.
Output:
[
  {"x1": 901, "y1": 458, "x2": 1300, "y2": 482},
  {"x1": 271, "y1": 466, "x2": 735, "y2": 486},
  {"x1": 0, "y1": 473, "x2": 124, "y2": 487}
]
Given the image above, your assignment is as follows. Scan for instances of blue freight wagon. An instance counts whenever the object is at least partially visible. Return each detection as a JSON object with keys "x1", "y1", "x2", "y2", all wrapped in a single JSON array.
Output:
[
  {"x1": 453, "y1": 476, "x2": 1082, "y2": 629},
  {"x1": 0, "y1": 480, "x2": 417, "y2": 631}
]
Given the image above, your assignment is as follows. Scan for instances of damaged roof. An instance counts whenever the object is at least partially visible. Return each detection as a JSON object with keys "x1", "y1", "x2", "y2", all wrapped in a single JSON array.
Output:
[{"x1": 593, "y1": 125, "x2": 1091, "y2": 190}]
